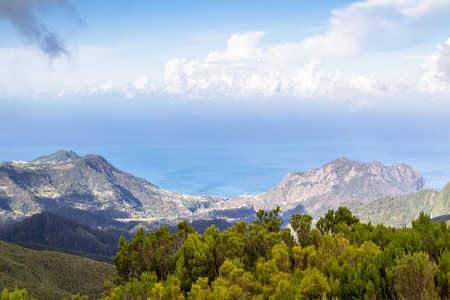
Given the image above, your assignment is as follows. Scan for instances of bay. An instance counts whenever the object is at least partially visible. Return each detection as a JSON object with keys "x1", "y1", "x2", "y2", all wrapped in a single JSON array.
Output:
[{"x1": 1, "y1": 139, "x2": 449, "y2": 198}]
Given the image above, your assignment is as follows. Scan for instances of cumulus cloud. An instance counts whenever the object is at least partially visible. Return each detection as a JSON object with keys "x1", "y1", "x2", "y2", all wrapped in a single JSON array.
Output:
[
  {"x1": 61, "y1": 81, "x2": 114, "y2": 97},
  {"x1": 133, "y1": 76, "x2": 149, "y2": 90},
  {"x1": 121, "y1": 76, "x2": 155, "y2": 98},
  {"x1": 162, "y1": 31, "x2": 392, "y2": 102},
  {"x1": 160, "y1": 0, "x2": 450, "y2": 102},
  {"x1": 271, "y1": 0, "x2": 450, "y2": 61},
  {"x1": 57, "y1": 76, "x2": 155, "y2": 98},
  {"x1": 418, "y1": 38, "x2": 450, "y2": 94},
  {"x1": 0, "y1": 0, "x2": 75, "y2": 58},
  {"x1": 4, "y1": 0, "x2": 449, "y2": 104}
]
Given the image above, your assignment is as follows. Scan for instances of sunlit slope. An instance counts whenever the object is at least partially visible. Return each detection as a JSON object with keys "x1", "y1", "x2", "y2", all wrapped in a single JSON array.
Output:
[{"x1": 0, "y1": 240, "x2": 114, "y2": 299}]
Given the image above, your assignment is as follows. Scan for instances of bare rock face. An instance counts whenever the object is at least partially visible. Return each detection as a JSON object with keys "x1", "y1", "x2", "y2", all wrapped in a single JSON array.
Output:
[
  {"x1": 0, "y1": 151, "x2": 231, "y2": 225},
  {"x1": 230, "y1": 158, "x2": 425, "y2": 214},
  {"x1": 0, "y1": 152, "x2": 426, "y2": 226}
]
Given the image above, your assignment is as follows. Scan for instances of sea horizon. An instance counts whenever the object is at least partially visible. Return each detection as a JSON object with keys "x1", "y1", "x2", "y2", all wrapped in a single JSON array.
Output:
[{"x1": 2, "y1": 138, "x2": 449, "y2": 198}]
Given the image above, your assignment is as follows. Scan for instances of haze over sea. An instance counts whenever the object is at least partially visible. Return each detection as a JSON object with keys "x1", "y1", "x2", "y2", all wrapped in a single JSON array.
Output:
[
  {"x1": 2, "y1": 100, "x2": 450, "y2": 198},
  {"x1": 2, "y1": 1, "x2": 450, "y2": 199}
]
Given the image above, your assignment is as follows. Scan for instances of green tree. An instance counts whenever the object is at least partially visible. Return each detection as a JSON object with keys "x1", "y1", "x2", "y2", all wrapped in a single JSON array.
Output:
[
  {"x1": 143, "y1": 225, "x2": 175, "y2": 280},
  {"x1": 175, "y1": 232, "x2": 213, "y2": 292},
  {"x1": 202, "y1": 225, "x2": 221, "y2": 282},
  {"x1": 387, "y1": 252, "x2": 439, "y2": 300},
  {"x1": 1, "y1": 288, "x2": 34, "y2": 300},
  {"x1": 254, "y1": 206, "x2": 284, "y2": 233},
  {"x1": 188, "y1": 277, "x2": 212, "y2": 300},
  {"x1": 316, "y1": 207, "x2": 359, "y2": 236},
  {"x1": 102, "y1": 271, "x2": 158, "y2": 300},
  {"x1": 290, "y1": 213, "x2": 313, "y2": 247},
  {"x1": 298, "y1": 268, "x2": 332, "y2": 299},
  {"x1": 412, "y1": 211, "x2": 447, "y2": 261},
  {"x1": 438, "y1": 250, "x2": 450, "y2": 299}
]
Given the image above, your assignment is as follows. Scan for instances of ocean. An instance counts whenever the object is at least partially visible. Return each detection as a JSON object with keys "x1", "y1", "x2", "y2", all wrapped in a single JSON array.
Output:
[{"x1": 1, "y1": 139, "x2": 449, "y2": 198}]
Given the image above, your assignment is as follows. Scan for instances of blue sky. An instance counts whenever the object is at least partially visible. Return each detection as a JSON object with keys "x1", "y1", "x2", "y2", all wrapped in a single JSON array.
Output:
[
  {"x1": 2, "y1": 0, "x2": 450, "y2": 194},
  {"x1": 1, "y1": 0, "x2": 450, "y2": 104}
]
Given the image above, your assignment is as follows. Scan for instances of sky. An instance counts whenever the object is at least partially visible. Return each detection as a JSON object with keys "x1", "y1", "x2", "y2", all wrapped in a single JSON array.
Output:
[
  {"x1": 1, "y1": 0, "x2": 450, "y2": 194},
  {"x1": 1, "y1": 0, "x2": 450, "y2": 103}
]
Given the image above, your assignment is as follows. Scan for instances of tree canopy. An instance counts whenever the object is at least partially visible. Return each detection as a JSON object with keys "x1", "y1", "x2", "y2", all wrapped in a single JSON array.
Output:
[{"x1": 102, "y1": 207, "x2": 450, "y2": 299}]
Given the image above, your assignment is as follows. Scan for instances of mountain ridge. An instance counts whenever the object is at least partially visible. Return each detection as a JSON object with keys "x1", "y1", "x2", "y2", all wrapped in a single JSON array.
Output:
[
  {"x1": 1, "y1": 150, "x2": 446, "y2": 228},
  {"x1": 229, "y1": 157, "x2": 425, "y2": 218},
  {"x1": 0, "y1": 151, "x2": 245, "y2": 226}
]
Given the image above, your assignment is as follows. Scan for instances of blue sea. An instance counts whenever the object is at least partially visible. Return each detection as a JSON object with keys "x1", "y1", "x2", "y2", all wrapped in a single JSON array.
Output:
[
  {"x1": 2, "y1": 97, "x2": 450, "y2": 197},
  {"x1": 2, "y1": 139, "x2": 450, "y2": 198}
]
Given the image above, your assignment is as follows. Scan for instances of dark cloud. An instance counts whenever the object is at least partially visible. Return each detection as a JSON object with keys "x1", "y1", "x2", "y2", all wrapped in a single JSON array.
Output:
[{"x1": 0, "y1": 0, "x2": 75, "y2": 58}]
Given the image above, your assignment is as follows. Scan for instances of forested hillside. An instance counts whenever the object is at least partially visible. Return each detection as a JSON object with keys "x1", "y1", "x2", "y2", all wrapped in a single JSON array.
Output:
[
  {"x1": 0, "y1": 211, "x2": 132, "y2": 257},
  {"x1": 3, "y1": 207, "x2": 450, "y2": 299},
  {"x1": 100, "y1": 207, "x2": 450, "y2": 299},
  {"x1": 0, "y1": 241, "x2": 114, "y2": 299}
]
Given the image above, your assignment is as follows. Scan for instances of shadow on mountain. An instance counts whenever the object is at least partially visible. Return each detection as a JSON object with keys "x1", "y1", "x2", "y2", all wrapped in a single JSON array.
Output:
[
  {"x1": 0, "y1": 198, "x2": 12, "y2": 212},
  {"x1": 283, "y1": 203, "x2": 306, "y2": 220},
  {"x1": 431, "y1": 214, "x2": 450, "y2": 223},
  {"x1": 0, "y1": 211, "x2": 132, "y2": 257},
  {"x1": 50, "y1": 207, "x2": 135, "y2": 229}
]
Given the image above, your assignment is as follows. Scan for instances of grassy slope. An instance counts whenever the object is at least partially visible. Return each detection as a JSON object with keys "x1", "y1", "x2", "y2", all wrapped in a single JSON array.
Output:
[
  {"x1": 431, "y1": 181, "x2": 450, "y2": 217},
  {"x1": 14, "y1": 242, "x2": 113, "y2": 264},
  {"x1": 348, "y1": 189, "x2": 437, "y2": 227},
  {"x1": 0, "y1": 211, "x2": 130, "y2": 257},
  {"x1": 0, "y1": 241, "x2": 115, "y2": 300},
  {"x1": 338, "y1": 183, "x2": 450, "y2": 227}
]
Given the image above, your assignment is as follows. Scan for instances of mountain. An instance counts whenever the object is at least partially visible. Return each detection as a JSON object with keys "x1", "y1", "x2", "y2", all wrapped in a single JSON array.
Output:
[
  {"x1": 1, "y1": 151, "x2": 444, "y2": 228},
  {"x1": 345, "y1": 182, "x2": 450, "y2": 227},
  {"x1": 0, "y1": 211, "x2": 131, "y2": 257},
  {"x1": 0, "y1": 240, "x2": 114, "y2": 299},
  {"x1": 0, "y1": 151, "x2": 253, "y2": 225},
  {"x1": 229, "y1": 158, "x2": 425, "y2": 218},
  {"x1": 431, "y1": 213, "x2": 450, "y2": 225},
  {"x1": 32, "y1": 150, "x2": 81, "y2": 164}
]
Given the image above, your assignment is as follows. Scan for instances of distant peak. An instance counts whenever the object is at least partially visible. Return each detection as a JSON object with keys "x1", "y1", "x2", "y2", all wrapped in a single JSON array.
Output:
[
  {"x1": 82, "y1": 154, "x2": 109, "y2": 164},
  {"x1": 32, "y1": 150, "x2": 81, "y2": 164},
  {"x1": 325, "y1": 157, "x2": 353, "y2": 166},
  {"x1": 336, "y1": 157, "x2": 351, "y2": 162}
]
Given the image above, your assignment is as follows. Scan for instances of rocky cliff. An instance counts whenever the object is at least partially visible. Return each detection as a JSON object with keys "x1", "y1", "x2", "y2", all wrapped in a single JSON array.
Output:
[
  {"x1": 229, "y1": 158, "x2": 425, "y2": 217},
  {"x1": 0, "y1": 152, "x2": 433, "y2": 227}
]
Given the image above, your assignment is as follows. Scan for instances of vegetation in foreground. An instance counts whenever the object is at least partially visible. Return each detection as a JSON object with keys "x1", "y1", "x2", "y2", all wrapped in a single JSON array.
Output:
[
  {"x1": 103, "y1": 207, "x2": 450, "y2": 299},
  {"x1": 4, "y1": 207, "x2": 450, "y2": 299},
  {"x1": 0, "y1": 241, "x2": 114, "y2": 299}
]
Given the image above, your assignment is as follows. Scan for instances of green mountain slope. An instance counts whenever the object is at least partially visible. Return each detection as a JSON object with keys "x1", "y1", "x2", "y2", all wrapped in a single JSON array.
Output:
[
  {"x1": 1, "y1": 151, "x2": 447, "y2": 228},
  {"x1": 229, "y1": 158, "x2": 426, "y2": 219},
  {"x1": 431, "y1": 181, "x2": 450, "y2": 216},
  {"x1": 344, "y1": 189, "x2": 437, "y2": 227},
  {"x1": 0, "y1": 240, "x2": 114, "y2": 299},
  {"x1": 334, "y1": 183, "x2": 450, "y2": 227},
  {"x1": 0, "y1": 211, "x2": 130, "y2": 257},
  {"x1": 0, "y1": 151, "x2": 249, "y2": 226}
]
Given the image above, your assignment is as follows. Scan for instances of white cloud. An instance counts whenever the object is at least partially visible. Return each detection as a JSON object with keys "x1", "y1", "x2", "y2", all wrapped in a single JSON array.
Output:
[
  {"x1": 205, "y1": 31, "x2": 265, "y2": 62},
  {"x1": 57, "y1": 75, "x2": 155, "y2": 98},
  {"x1": 57, "y1": 81, "x2": 114, "y2": 97},
  {"x1": 269, "y1": 0, "x2": 450, "y2": 62},
  {"x1": 120, "y1": 76, "x2": 153, "y2": 98},
  {"x1": 162, "y1": 32, "x2": 393, "y2": 102},
  {"x1": 418, "y1": 38, "x2": 450, "y2": 93},
  {"x1": 159, "y1": 0, "x2": 450, "y2": 103},
  {"x1": 3, "y1": 0, "x2": 450, "y2": 105},
  {"x1": 133, "y1": 76, "x2": 149, "y2": 90},
  {"x1": 90, "y1": 81, "x2": 113, "y2": 94}
]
